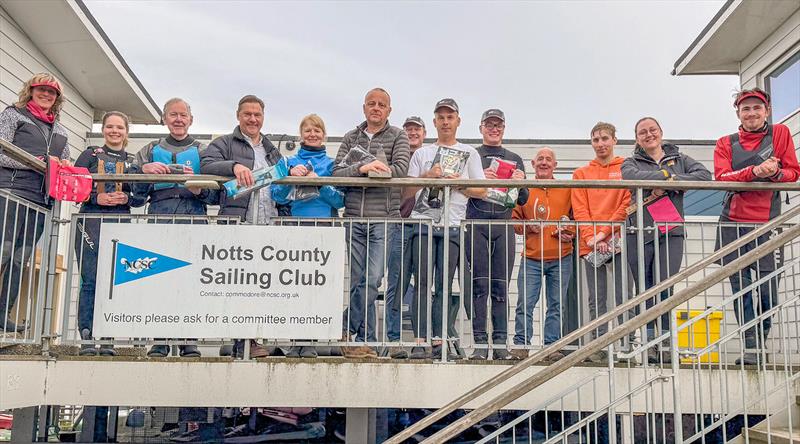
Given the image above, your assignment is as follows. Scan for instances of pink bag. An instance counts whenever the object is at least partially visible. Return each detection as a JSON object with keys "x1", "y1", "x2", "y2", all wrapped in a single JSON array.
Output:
[{"x1": 48, "y1": 159, "x2": 92, "y2": 202}]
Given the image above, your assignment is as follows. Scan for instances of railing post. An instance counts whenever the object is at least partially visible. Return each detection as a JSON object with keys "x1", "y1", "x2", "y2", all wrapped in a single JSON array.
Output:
[
  {"x1": 635, "y1": 187, "x2": 646, "y2": 361},
  {"x1": 36, "y1": 200, "x2": 61, "y2": 355},
  {"x1": 669, "y1": 307, "x2": 683, "y2": 443},
  {"x1": 441, "y1": 185, "x2": 451, "y2": 363}
]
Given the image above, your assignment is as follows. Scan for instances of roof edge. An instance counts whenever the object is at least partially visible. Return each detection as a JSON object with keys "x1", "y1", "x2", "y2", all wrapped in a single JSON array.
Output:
[{"x1": 672, "y1": 0, "x2": 737, "y2": 76}]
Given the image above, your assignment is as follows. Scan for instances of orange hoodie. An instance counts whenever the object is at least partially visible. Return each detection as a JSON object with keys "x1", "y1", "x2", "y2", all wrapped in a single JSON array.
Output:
[
  {"x1": 571, "y1": 156, "x2": 630, "y2": 256},
  {"x1": 513, "y1": 187, "x2": 573, "y2": 261}
]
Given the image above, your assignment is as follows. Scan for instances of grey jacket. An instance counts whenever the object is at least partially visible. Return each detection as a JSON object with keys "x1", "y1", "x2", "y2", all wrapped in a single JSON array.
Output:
[
  {"x1": 200, "y1": 126, "x2": 282, "y2": 220},
  {"x1": 332, "y1": 121, "x2": 410, "y2": 217},
  {"x1": 621, "y1": 143, "x2": 711, "y2": 240}
]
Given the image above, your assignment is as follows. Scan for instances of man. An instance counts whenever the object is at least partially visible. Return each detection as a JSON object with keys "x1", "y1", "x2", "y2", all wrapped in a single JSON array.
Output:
[
  {"x1": 332, "y1": 88, "x2": 410, "y2": 359},
  {"x1": 714, "y1": 88, "x2": 799, "y2": 365},
  {"x1": 466, "y1": 109, "x2": 527, "y2": 360},
  {"x1": 512, "y1": 147, "x2": 573, "y2": 361},
  {"x1": 406, "y1": 98, "x2": 486, "y2": 360},
  {"x1": 201, "y1": 94, "x2": 282, "y2": 359},
  {"x1": 383, "y1": 116, "x2": 426, "y2": 359},
  {"x1": 135, "y1": 98, "x2": 218, "y2": 359},
  {"x1": 571, "y1": 122, "x2": 631, "y2": 363}
]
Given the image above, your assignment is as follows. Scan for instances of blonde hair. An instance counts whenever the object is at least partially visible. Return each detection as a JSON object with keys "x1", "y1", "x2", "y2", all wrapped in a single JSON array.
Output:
[
  {"x1": 101, "y1": 111, "x2": 131, "y2": 148},
  {"x1": 15, "y1": 73, "x2": 65, "y2": 117},
  {"x1": 590, "y1": 122, "x2": 617, "y2": 139},
  {"x1": 299, "y1": 114, "x2": 327, "y2": 144}
]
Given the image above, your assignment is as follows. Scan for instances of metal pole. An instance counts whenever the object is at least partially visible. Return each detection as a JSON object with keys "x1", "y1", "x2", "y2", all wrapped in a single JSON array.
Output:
[{"x1": 441, "y1": 186, "x2": 450, "y2": 363}]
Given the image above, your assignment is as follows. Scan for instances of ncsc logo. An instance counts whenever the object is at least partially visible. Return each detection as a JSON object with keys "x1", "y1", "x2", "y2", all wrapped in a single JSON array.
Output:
[
  {"x1": 112, "y1": 242, "x2": 190, "y2": 286},
  {"x1": 120, "y1": 257, "x2": 158, "y2": 274}
]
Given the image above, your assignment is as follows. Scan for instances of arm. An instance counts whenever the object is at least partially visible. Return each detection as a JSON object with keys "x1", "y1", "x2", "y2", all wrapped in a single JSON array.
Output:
[
  {"x1": 570, "y1": 170, "x2": 595, "y2": 247},
  {"x1": 74, "y1": 149, "x2": 100, "y2": 205},
  {"x1": 513, "y1": 152, "x2": 529, "y2": 205},
  {"x1": 125, "y1": 163, "x2": 147, "y2": 208},
  {"x1": 200, "y1": 136, "x2": 236, "y2": 176},
  {"x1": 331, "y1": 135, "x2": 364, "y2": 177},
  {"x1": 771, "y1": 126, "x2": 800, "y2": 182},
  {"x1": 672, "y1": 154, "x2": 712, "y2": 181},
  {"x1": 714, "y1": 137, "x2": 755, "y2": 182},
  {"x1": 621, "y1": 157, "x2": 670, "y2": 181},
  {"x1": 404, "y1": 149, "x2": 424, "y2": 198},
  {"x1": 460, "y1": 148, "x2": 486, "y2": 199},
  {"x1": 319, "y1": 185, "x2": 345, "y2": 209},
  {"x1": 512, "y1": 202, "x2": 526, "y2": 235},
  {"x1": 389, "y1": 131, "x2": 410, "y2": 178}
]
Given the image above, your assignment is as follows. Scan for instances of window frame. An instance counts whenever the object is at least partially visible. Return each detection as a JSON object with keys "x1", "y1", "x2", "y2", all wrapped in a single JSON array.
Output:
[{"x1": 764, "y1": 45, "x2": 800, "y2": 124}]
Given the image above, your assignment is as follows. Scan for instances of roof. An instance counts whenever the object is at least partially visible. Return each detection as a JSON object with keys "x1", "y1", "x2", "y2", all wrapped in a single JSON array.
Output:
[
  {"x1": 673, "y1": 0, "x2": 800, "y2": 76},
  {"x1": 0, "y1": 0, "x2": 161, "y2": 124}
]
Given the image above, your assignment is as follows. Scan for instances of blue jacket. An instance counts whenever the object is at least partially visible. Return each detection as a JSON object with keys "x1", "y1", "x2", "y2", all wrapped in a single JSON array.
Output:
[{"x1": 271, "y1": 145, "x2": 344, "y2": 217}]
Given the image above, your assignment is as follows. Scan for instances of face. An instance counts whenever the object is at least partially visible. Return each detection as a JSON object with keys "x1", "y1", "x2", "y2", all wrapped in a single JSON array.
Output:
[
  {"x1": 433, "y1": 108, "x2": 461, "y2": 139},
  {"x1": 480, "y1": 117, "x2": 505, "y2": 146},
  {"x1": 102, "y1": 115, "x2": 127, "y2": 148},
  {"x1": 237, "y1": 102, "x2": 264, "y2": 138},
  {"x1": 404, "y1": 124, "x2": 426, "y2": 149},
  {"x1": 363, "y1": 90, "x2": 391, "y2": 127},
  {"x1": 301, "y1": 124, "x2": 325, "y2": 148},
  {"x1": 533, "y1": 148, "x2": 557, "y2": 179},
  {"x1": 635, "y1": 119, "x2": 663, "y2": 150},
  {"x1": 736, "y1": 97, "x2": 770, "y2": 131},
  {"x1": 31, "y1": 85, "x2": 58, "y2": 112},
  {"x1": 164, "y1": 101, "x2": 193, "y2": 139},
  {"x1": 590, "y1": 129, "x2": 617, "y2": 160}
]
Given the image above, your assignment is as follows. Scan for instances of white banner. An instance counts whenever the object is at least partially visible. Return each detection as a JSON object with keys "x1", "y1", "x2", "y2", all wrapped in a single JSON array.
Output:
[{"x1": 93, "y1": 224, "x2": 345, "y2": 339}]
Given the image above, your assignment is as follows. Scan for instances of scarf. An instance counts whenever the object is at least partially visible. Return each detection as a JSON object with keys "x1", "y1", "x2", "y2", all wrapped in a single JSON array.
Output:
[{"x1": 26, "y1": 101, "x2": 55, "y2": 124}]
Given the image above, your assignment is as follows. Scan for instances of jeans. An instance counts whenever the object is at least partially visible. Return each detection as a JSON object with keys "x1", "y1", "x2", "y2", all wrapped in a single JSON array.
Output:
[
  {"x1": 384, "y1": 223, "x2": 415, "y2": 342},
  {"x1": 75, "y1": 216, "x2": 101, "y2": 334},
  {"x1": 410, "y1": 225, "x2": 460, "y2": 340},
  {"x1": 584, "y1": 252, "x2": 631, "y2": 340},
  {"x1": 514, "y1": 255, "x2": 573, "y2": 345},
  {"x1": 0, "y1": 195, "x2": 46, "y2": 325},
  {"x1": 466, "y1": 223, "x2": 515, "y2": 344},
  {"x1": 344, "y1": 222, "x2": 386, "y2": 343}
]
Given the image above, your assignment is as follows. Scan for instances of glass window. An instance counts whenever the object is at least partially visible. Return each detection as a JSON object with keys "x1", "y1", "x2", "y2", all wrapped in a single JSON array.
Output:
[
  {"x1": 683, "y1": 190, "x2": 724, "y2": 216},
  {"x1": 766, "y1": 51, "x2": 800, "y2": 123}
]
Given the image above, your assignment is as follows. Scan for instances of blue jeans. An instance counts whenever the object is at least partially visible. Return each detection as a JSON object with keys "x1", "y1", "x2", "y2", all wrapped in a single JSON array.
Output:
[
  {"x1": 75, "y1": 217, "x2": 101, "y2": 334},
  {"x1": 384, "y1": 223, "x2": 415, "y2": 342},
  {"x1": 344, "y1": 222, "x2": 387, "y2": 343},
  {"x1": 514, "y1": 255, "x2": 573, "y2": 345}
]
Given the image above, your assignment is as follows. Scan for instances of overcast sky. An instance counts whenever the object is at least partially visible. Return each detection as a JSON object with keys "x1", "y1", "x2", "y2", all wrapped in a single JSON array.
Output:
[{"x1": 85, "y1": 0, "x2": 741, "y2": 141}]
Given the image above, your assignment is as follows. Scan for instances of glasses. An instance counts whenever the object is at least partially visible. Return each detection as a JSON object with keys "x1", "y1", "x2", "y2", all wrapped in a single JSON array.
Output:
[
  {"x1": 636, "y1": 128, "x2": 660, "y2": 137},
  {"x1": 33, "y1": 86, "x2": 58, "y2": 96},
  {"x1": 482, "y1": 123, "x2": 505, "y2": 130}
]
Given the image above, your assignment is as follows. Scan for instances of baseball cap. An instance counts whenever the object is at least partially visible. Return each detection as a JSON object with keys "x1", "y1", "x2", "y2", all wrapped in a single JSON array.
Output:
[
  {"x1": 434, "y1": 98, "x2": 459, "y2": 113},
  {"x1": 31, "y1": 80, "x2": 61, "y2": 97},
  {"x1": 481, "y1": 108, "x2": 505, "y2": 122},
  {"x1": 403, "y1": 116, "x2": 425, "y2": 128}
]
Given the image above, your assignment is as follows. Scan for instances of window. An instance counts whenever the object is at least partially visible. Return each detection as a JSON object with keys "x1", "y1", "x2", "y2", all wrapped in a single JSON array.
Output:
[
  {"x1": 766, "y1": 51, "x2": 800, "y2": 123},
  {"x1": 683, "y1": 190, "x2": 724, "y2": 216}
]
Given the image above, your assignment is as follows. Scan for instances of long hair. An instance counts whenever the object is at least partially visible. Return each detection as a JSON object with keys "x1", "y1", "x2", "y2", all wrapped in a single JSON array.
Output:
[
  {"x1": 101, "y1": 111, "x2": 131, "y2": 148},
  {"x1": 15, "y1": 73, "x2": 65, "y2": 117}
]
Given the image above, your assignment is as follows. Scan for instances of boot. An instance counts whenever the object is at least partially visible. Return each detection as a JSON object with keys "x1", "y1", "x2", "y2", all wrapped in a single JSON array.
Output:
[
  {"x1": 735, "y1": 333, "x2": 758, "y2": 366},
  {"x1": 179, "y1": 345, "x2": 201, "y2": 358}
]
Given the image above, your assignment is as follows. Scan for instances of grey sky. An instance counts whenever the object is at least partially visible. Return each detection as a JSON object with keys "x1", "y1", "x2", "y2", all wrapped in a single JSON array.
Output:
[{"x1": 86, "y1": 0, "x2": 740, "y2": 141}]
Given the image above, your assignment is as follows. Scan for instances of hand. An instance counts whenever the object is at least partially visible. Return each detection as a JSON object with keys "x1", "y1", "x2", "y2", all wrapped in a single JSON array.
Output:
[
  {"x1": 306, "y1": 171, "x2": 318, "y2": 178},
  {"x1": 358, "y1": 160, "x2": 390, "y2": 174},
  {"x1": 233, "y1": 163, "x2": 254, "y2": 187},
  {"x1": 111, "y1": 191, "x2": 129, "y2": 205},
  {"x1": 290, "y1": 165, "x2": 309, "y2": 176},
  {"x1": 425, "y1": 164, "x2": 443, "y2": 178},
  {"x1": 587, "y1": 232, "x2": 606, "y2": 247},
  {"x1": 559, "y1": 231, "x2": 574, "y2": 243},
  {"x1": 142, "y1": 162, "x2": 170, "y2": 174},
  {"x1": 48, "y1": 156, "x2": 72, "y2": 167},
  {"x1": 511, "y1": 169, "x2": 525, "y2": 180},
  {"x1": 483, "y1": 167, "x2": 497, "y2": 179},
  {"x1": 594, "y1": 241, "x2": 610, "y2": 254},
  {"x1": 652, "y1": 188, "x2": 666, "y2": 197},
  {"x1": 96, "y1": 192, "x2": 115, "y2": 206},
  {"x1": 526, "y1": 224, "x2": 541, "y2": 235}
]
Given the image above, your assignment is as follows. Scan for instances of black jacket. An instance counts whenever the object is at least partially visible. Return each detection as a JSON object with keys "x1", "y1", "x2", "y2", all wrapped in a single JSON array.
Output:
[
  {"x1": 467, "y1": 145, "x2": 529, "y2": 219},
  {"x1": 75, "y1": 145, "x2": 146, "y2": 214}
]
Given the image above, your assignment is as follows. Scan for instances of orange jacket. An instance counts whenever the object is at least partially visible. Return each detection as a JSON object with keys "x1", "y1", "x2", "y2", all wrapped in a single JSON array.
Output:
[
  {"x1": 571, "y1": 157, "x2": 630, "y2": 256},
  {"x1": 513, "y1": 186, "x2": 573, "y2": 260}
]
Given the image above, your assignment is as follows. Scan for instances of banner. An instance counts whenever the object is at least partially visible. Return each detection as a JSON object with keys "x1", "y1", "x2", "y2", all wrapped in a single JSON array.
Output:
[{"x1": 93, "y1": 224, "x2": 345, "y2": 339}]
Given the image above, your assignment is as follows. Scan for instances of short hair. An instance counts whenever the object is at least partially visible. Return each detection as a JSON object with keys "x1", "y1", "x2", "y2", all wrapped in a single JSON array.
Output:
[
  {"x1": 162, "y1": 97, "x2": 192, "y2": 117},
  {"x1": 590, "y1": 122, "x2": 617, "y2": 139},
  {"x1": 634, "y1": 117, "x2": 662, "y2": 136},
  {"x1": 237, "y1": 95, "x2": 265, "y2": 114},
  {"x1": 733, "y1": 87, "x2": 771, "y2": 108},
  {"x1": 15, "y1": 73, "x2": 65, "y2": 117},
  {"x1": 101, "y1": 111, "x2": 131, "y2": 148},
  {"x1": 535, "y1": 146, "x2": 556, "y2": 160},
  {"x1": 364, "y1": 87, "x2": 391, "y2": 105},
  {"x1": 299, "y1": 113, "x2": 327, "y2": 137}
]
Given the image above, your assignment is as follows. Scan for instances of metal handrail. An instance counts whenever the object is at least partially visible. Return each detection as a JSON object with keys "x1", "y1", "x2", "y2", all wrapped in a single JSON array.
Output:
[{"x1": 386, "y1": 204, "x2": 800, "y2": 443}]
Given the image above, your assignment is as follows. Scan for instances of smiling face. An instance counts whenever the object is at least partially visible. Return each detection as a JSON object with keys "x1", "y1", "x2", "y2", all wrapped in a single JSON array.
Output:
[
  {"x1": 164, "y1": 100, "x2": 193, "y2": 140},
  {"x1": 301, "y1": 124, "x2": 325, "y2": 148},
  {"x1": 404, "y1": 123, "x2": 426, "y2": 149},
  {"x1": 30, "y1": 85, "x2": 58, "y2": 113},
  {"x1": 480, "y1": 117, "x2": 505, "y2": 146},
  {"x1": 533, "y1": 147, "x2": 557, "y2": 179},
  {"x1": 591, "y1": 129, "x2": 617, "y2": 161},
  {"x1": 737, "y1": 97, "x2": 770, "y2": 132},
  {"x1": 363, "y1": 90, "x2": 391, "y2": 129},
  {"x1": 635, "y1": 118, "x2": 663, "y2": 151},
  {"x1": 237, "y1": 102, "x2": 264, "y2": 139},
  {"x1": 103, "y1": 115, "x2": 128, "y2": 149}
]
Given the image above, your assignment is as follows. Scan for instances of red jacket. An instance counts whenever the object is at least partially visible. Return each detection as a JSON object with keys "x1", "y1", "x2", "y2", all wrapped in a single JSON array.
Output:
[{"x1": 714, "y1": 124, "x2": 799, "y2": 222}]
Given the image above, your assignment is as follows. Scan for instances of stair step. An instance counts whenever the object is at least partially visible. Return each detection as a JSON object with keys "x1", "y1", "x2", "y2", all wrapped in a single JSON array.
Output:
[{"x1": 747, "y1": 427, "x2": 800, "y2": 444}]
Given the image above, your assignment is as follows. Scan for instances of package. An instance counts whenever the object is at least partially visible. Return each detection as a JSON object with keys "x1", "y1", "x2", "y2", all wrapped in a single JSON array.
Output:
[
  {"x1": 583, "y1": 235, "x2": 622, "y2": 268},
  {"x1": 483, "y1": 158, "x2": 519, "y2": 208},
  {"x1": 223, "y1": 161, "x2": 289, "y2": 200}
]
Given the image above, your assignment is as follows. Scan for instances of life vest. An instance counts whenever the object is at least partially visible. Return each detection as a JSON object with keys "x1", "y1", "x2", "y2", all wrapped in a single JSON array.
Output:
[
  {"x1": 152, "y1": 144, "x2": 201, "y2": 190},
  {"x1": 720, "y1": 125, "x2": 780, "y2": 221}
]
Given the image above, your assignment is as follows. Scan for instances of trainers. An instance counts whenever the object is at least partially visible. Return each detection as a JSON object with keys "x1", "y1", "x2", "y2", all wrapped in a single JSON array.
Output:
[
  {"x1": 147, "y1": 345, "x2": 170, "y2": 358},
  {"x1": 470, "y1": 348, "x2": 489, "y2": 360},
  {"x1": 545, "y1": 350, "x2": 565, "y2": 362},
  {"x1": 219, "y1": 343, "x2": 233, "y2": 357},
  {"x1": 179, "y1": 345, "x2": 201, "y2": 358},
  {"x1": 585, "y1": 350, "x2": 607, "y2": 363},
  {"x1": 735, "y1": 353, "x2": 758, "y2": 366},
  {"x1": 510, "y1": 349, "x2": 528, "y2": 360},
  {"x1": 250, "y1": 341, "x2": 269, "y2": 358},
  {"x1": 0, "y1": 318, "x2": 27, "y2": 333},
  {"x1": 98, "y1": 344, "x2": 117, "y2": 357},
  {"x1": 342, "y1": 345, "x2": 376, "y2": 359},
  {"x1": 385, "y1": 346, "x2": 408, "y2": 359},
  {"x1": 285, "y1": 346, "x2": 301, "y2": 358},
  {"x1": 492, "y1": 348, "x2": 513, "y2": 361},
  {"x1": 409, "y1": 346, "x2": 430, "y2": 359},
  {"x1": 78, "y1": 328, "x2": 97, "y2": 356},
  {"x1": 299, "y1": 347, "x2": 318, "y2": 358}
]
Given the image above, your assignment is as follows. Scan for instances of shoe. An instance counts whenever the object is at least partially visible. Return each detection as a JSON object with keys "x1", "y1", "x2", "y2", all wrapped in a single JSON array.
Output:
[
  {"x1": 544, "y1": 350, "x2": 565, "y2": 362},
  {"x1": 98, "y1": 344, "x2": 117, "y2": 356},
  {"x1": 470, "y1": 348, "x2": 489, "y2": 360},
  {"x1": 492, "y1": 348, "x2": 513, "y2": 361},
  {"x1": 510, "y1": 349, "x2": 528, "y2": 360},
  {"x1": 179, "y1": 345, "x2": 201, "y2": 358},
  {"x1": 147, "y1": 345, "x2": 170, "y2": 358},
  {"x1": 383, "y1": 346, "x2": 408, "y2": 359},
  {"x1": 585, "y1": 350, "x2": 607, "y2": 363},
  {"x1": 0, "y1": 318, "x2": 27, "y2": 333},
  {"x1": 219, "y1": 343, "x2": 233, "y2": 357},
  {"x1": 409, "y1": 346, "x2": 430, "y2": 359},
  {"x1": 341, "y1": 345, "x2": 376, "y2": 359},
  {"x1": 299, "y1": 347, "x2": 318, "y2": 358},
  {"x1": 78, "y1": 328, "x2": 97, "y2": 356},
  {"x1": 735, "y1": 353, "x2": 758, "y2": 366},
  {"x1": 285, "y1": 346, "x2": 301, "y2": 358},
  {"x1": 250, "y1": 340, "x2": 269, "y2": 358}
]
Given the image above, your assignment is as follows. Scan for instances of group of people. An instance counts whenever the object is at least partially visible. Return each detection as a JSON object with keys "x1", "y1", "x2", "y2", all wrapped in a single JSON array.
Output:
[{"x1": 0, "y1": 73, "x2": 796, "y2": 367}]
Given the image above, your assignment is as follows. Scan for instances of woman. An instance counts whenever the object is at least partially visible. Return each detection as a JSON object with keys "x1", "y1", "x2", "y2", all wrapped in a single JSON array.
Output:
[
  {"x1": 272, "y1": 114, "x2": 343, "y2": 358},
  {"x1": 621, "y1": 117, "x2": 711, "y2": 364},
  {"x1": 0, "y1": 73, "x2": 70, "y2": 332},
  {"x1": 74, "y1": 111, "x2": 145, "y2": 356}
]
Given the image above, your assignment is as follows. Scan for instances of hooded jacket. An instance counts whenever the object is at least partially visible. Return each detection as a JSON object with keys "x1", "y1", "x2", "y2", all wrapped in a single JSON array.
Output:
[
  {"x1": 621, "y1": 143, "x2": 711, "y2": 240},
  {"x1": 332, "y1": 121, "x2": 409, "y2": 217},
  {"x1": 271, "y1": 145, "x2": 344, "y2": 217}
]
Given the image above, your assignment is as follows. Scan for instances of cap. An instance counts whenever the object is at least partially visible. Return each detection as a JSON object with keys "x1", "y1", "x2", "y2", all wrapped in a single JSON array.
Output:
[
  {"x1": 31, "y1": 80, "x2": 61, "y2": 97},
  {"x1": 434, "y1": 98, "x2": 459, "y2": 113},
  {"x1": 481, "y1": 108, "x2": 505, "y2": 122},
  {"x1": 403, "y1": 116, "x2": 425, "y2": 128},
  {"x1": 735, "y1": 90, "x2": 769, "y2": 107}
]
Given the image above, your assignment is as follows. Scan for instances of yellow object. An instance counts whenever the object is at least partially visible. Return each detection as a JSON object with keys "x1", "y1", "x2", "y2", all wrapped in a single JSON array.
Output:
[{"x1": 676, "y1": 310, "x2": 723, "y2": 363}]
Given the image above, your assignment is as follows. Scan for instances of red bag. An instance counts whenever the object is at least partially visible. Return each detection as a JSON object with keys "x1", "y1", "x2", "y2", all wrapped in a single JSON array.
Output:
[{"x1": 48, "y1": 159, "x2": 92, "y2": 202}]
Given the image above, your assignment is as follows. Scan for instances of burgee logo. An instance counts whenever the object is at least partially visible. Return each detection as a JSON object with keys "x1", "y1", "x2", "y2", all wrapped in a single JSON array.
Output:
[{"x1": 113, "y1": 242, "x2": 191, "y2": 286}]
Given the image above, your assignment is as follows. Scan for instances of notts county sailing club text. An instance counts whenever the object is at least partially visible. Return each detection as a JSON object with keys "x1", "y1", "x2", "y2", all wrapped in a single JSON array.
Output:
[{"x1": 198, "y1": 244, "x2": 332, "y2": 290}]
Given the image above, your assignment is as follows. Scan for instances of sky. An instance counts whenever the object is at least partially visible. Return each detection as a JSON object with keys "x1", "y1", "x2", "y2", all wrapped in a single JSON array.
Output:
[{"x1": 85, "y1": 0, "x2": 741, "y2": 141}]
